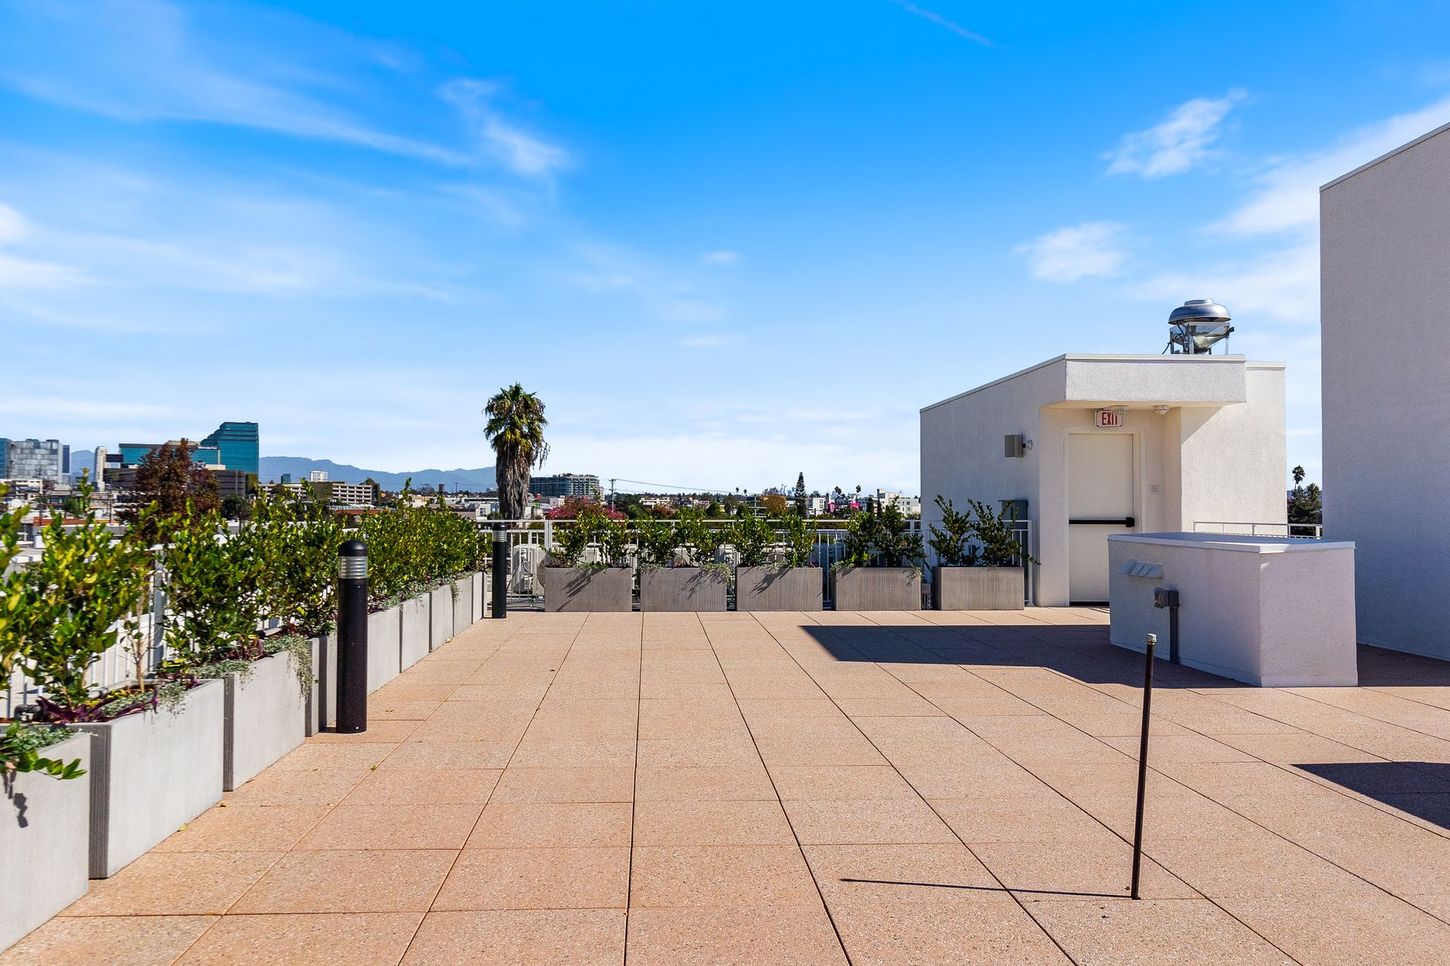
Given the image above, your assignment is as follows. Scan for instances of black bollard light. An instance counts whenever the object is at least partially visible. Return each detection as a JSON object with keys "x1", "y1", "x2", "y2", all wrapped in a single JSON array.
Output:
[
  {"x1": 336, "y1": 539, "x2": 369, "y2": 733},
  {"x1": 1130, "y1": 632, "x2": 1156, "y2": 899},
  {"x1": 491, "y1": 522, "x2": 508, "y2": 619}
]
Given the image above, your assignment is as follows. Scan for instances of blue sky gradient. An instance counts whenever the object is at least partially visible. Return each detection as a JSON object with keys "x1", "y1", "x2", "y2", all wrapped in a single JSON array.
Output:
[{"x1": 3, "y1": 1, "x2": 1449, "y2": 491}]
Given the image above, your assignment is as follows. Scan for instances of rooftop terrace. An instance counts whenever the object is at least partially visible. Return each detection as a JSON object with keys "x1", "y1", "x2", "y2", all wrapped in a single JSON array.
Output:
[{"x1": 9, "y1": 609, "x2": 1450, "y2": 964}]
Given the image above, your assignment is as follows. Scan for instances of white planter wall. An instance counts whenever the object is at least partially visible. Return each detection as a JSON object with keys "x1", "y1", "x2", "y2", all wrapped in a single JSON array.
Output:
[
  {"x1": 308, "y1": 633, "x2": 336, "y2": 735},
  {"x1": 452, "y1": 577, "x2": 472, "y2": 634},
  {"x1": 428, "y1": 585, "x2": 452, "y2": 650},
  {"x1": 74, "y1": 679, "x2": 224, "y2": 878},
  {"x1": 223, "y1": 652, "x2": 308, "y2": 791},
  {"x1": 366, "y1": 606, "x2": 402, "y2": 693},
  {"x1": 400, "y1": 595, "x2": 429, "y2": 669},
  {"x1": 1, "y1": 733, "x2": 91, "y2": 949}
]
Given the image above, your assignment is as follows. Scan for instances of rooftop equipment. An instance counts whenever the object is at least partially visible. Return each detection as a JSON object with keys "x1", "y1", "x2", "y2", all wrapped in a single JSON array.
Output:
[{"x1": 1166, "y1": 299, "x2": 1233, "y2": 355}]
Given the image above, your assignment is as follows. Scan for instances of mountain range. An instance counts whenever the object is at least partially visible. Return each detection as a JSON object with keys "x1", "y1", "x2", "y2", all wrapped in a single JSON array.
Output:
[{"x1": 69, "y1": 450, "x2": 496, "y2": 492}]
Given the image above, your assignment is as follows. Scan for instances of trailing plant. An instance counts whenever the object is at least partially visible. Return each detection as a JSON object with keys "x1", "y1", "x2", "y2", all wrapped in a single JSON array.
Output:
[
  {"x1": 967, "y1": 499, "x2": 1036, "y2": 567},
  {"x1": 7, "y1": 483, "x2": 153, "y2": 721},
  {"x1": 729, "y1": 513, "x2": 775, "y2": 567},
  {"x1": 928, "y1": 496, "x2": 979, "y2": 567},
  {"x1": 1, "y1": 722, "x2": 84, "y2": 781},
  {"x1": 161, "y1": 506, "x2": 265, "y2": 667}
]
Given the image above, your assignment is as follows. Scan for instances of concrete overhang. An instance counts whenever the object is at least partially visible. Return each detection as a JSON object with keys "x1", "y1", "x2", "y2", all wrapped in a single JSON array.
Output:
[{"x1": 922, "y1": 354, "x2": 1284, "y2": 414}]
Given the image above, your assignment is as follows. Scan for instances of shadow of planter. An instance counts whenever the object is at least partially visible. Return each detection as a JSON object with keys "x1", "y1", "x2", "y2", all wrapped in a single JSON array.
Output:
[
  {"x1": 834, "y1": 566, "x2": 921, "y2": 611},
  {"x1": 223, "y1": 652, "x2": 307, "y2": 791},
  {"x1": 541, "y1": 567, "x2": 633, "y2": 612},
  {"x1": 932, "y1": 566, "x2": 1023, "y2": 610},
  {"x1": 1, "y1": 732, "x2": 91, "y2": 949},
  {"x1": 367, "y1": 605, "x2": 402, "y2": 693},
  {"x1": 452, "y1": 577, "x2": 472, "y2": 632},
  {"x1": 736, "y1": 566, "x2": 823, "y2": 611},
  {"x1": 400, "y1": 595, "x2": 429, "y2": 670},
  {"x1": 428, "y1": 584, "x2": 452, "y2": 650},
  {"x1": 640, "y1": 567, "x2": 726, "y2": 611},
  {"x1": 73, "y1": 679, "x2": 224, "y2": 878}
]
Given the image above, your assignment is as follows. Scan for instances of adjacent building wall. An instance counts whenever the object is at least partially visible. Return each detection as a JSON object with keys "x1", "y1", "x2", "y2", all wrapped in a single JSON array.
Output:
[{"x1": 1321, "y1": 122, "x2": 1450, "y2": 660}]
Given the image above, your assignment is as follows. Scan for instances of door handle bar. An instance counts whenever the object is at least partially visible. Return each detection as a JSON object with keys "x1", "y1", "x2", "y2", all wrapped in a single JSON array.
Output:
[{"x1": 1068, "y1": 517, "x2": 1136, "y2": 527}]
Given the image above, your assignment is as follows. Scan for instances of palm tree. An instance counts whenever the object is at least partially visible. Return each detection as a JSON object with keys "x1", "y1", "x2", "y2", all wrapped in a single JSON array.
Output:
[{"x1": 484, "y1": 384, "x2": 549, "y2": 519}]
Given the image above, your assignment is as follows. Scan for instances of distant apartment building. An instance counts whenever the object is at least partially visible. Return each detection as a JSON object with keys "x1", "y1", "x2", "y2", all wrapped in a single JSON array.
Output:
[
  {"x1": 531, "y1": 473, "x2": 601, "y2": 499},
  {"x1": 0, "y1": 438, "x2": 70, "y2": 483},
  {"x1": 875, "y1": 490, "x2": 922, "y2": 516},
  {"x1": 1321, "y1": 121, "x2": 1450, "y2": 661},
  {"x1": 308, "y1": 470, "x2": 329, "y2": 483},
  {"x1": 312, "y1": 480, "x2": 379, "y2": 507}
]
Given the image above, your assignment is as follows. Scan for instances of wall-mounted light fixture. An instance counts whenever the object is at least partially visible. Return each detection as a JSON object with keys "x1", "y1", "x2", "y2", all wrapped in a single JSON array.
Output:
[
  {"x1": 1003, "y1": 434, "x2": 1034, "y2": 458},
  {"x1": 1152, "y1": 405, "x2": 1170, "y2": 417}
]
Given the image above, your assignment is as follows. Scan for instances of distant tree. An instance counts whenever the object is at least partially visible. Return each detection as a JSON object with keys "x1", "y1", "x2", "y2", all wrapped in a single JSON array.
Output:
[
  {"x1": 545, "y1": 496, "x2": 625, "y2": 520},
  {"x1": 1287, "y1": 465, "x2": 1322, "y2": 530},
  {"x1": 484, "y1": 384, "x2": 549, "y2": 520},
  {"x1": 760, "y1": 493, "x2": 789, "y2": 515},
  {"x1": 123, "y1": 439, "x2": 219, "y2": 540},
  {"x1": 705, "y1": 501, "x2": 726, "y2": 519},
  {"x1": 723, "y1": 494, "x2": 743, "y2": 515},
  {"x1": 220, "y1": 494, "x2": 251, "y2": 521},
  {"x1": 794, "y1": 473, "x2": 807, "y2": 515}
]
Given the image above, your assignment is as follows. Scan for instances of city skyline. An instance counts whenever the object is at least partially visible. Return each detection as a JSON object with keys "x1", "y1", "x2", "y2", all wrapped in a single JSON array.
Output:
[{"x1": 4, "y1": 2, "x2": 1450, "y2": 488}]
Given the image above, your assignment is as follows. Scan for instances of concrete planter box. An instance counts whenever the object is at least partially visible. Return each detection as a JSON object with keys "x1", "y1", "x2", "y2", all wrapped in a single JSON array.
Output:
[
  {"x1": 736, "y1": 566, "x2": 823, "y2": 611},
  {"x1": 308, "y1": 633, "x2": 336, "y2": 735},
  {"x1": 367, "y1": 605, "x2": 402, "y2": 693},
  {"x1": 223, "y1": 652, "x2": 307, "y2": 791},
  {"x1": 452, "y1": 577, "x2": 473, "y2": 632},
  {"x1": 932, "y1": 566, "x2": 1023, "y2": 610},
  {"x1": 541, "y1": 567, "x2": 633, "y2": 612},
  {"x1": 1, "y1": 732, "x2": 91, "y2": 949},
  {"x1": 640, "y1": 567, "x2": 727, "y2": 612},
  {"x1": 833, "y1": 566, "x2": 922, "y2": 611},
  {"x1": 472, "y1": 571, "x2": 484, "y2": 622},
  {"x1": 429, "y1": 585, "x2": 453, "y2": 650},
  {"x1": 400, "y1": 595, "x2": 429, "y2": 670},
  {"x1": 74, "y1": 679, "x2": 224, "y2": 878}
]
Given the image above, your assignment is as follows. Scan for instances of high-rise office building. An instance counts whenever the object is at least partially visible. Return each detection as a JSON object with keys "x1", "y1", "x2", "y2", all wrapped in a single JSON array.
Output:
[{"x1": 200, "y1": 422, "x2": 259, "y2": 477}]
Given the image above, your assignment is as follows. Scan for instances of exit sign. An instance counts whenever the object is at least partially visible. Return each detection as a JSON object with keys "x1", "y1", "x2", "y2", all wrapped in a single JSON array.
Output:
[{"x1": 1095, "y1": 409, "x2": 1124, "y2": 429}]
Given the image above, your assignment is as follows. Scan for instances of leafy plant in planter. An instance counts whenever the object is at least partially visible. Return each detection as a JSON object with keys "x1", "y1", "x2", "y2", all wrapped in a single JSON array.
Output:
[
  {"x1": 6, "y1": 484, "x2": 153, "y2": 722},
  {"x1": 729, "y1": 512, "x2": 775, "y2": 568},
  {"x1": 161, "y1": 506, "x2": 266, "y2": 669},
  {"x1": 634, "y1": 516, "x2": 679, "y2": 569},
  {"x1": 253, "y1": 491, "x2": 343, "y2": 638},
  {"x1": 549, "y1": 506, "x2": 630, "y2": 569},
  {"x1": 843, "y1": 504, "x2": 923, "y2": 568},
  {"x1": 1, "y1": 722, "x2": 84, "y2": 780},
  {"x1": 779, "y1": 511, "x2": 818, "y2": 568},
  {"x1": 928, "y1": 496, "x2": 979, "y2": 567},
  {"x1": 967, "y1": 499, "x2": 1036, "y2": 567},
  {"x1": 673, "y1": 508, "x2": 722, "y2": 569}
]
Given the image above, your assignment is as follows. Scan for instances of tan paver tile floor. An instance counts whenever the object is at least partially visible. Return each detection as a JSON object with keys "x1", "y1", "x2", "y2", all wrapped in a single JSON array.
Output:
[{"x1": 9, "y1": 608, "x2": 1450, "y2": 964}]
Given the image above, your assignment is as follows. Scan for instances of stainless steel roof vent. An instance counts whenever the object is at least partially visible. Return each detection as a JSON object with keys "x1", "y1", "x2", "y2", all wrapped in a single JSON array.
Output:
[{"x1": 1166, "y1": 299, "x2": 1233, "y2": 355}]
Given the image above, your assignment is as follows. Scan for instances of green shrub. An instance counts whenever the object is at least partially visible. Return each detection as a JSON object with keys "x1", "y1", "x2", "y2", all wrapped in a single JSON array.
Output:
[
  {"x1": 161, "y1": 506, "x2": 265, "y2": 666},
  {"x1": 927, "y1": 496, "x2": 978, "y2": 567}
]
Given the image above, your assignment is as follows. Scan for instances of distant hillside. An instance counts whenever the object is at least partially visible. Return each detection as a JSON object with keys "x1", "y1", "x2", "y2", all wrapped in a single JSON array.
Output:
[
  {"x1": 260, "y1": 457, "x2": 495, "y2": 491},
  {"x1": 68, "y1": 450, "x2": 496, "y2": 491}
]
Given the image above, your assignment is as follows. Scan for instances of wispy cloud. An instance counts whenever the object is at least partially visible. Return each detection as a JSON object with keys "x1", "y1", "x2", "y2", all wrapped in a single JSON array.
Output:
[
  {"x1": 1134, "y1": 240, "x2": 1319, "y2": 324},
  {"x1": 1106, "y1": 91, "x2": 1246, "y2": 178},
  {"x1": 0, "y1": 200, "x2": 90, "y2": 289},
  {"x1": 1217, "y1": 93, "x2": 1450, "y2": 235},
  {"x1": 1015, "y1": 222, "x2": 1128, "y2": 282},
  {"x1": 566, "y1": 243, "x2": 726, "y2": 322},
  {"x1": 677, "y1": 333, "x2": 739, "y2": 349},
  {"x1": 888, "y1": 1, "x2": 992, "y2": 46},
  {"x1": 439, "y1": 79, "x2": 569, "y2": 179},
  {"x1": 700, "y1": 249, "x2": 741, "y2": 267}
]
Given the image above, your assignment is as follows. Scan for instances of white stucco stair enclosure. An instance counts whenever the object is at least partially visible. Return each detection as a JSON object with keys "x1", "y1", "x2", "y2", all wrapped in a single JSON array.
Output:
[
  {"x1": 1108, "y1": 532, "x2": 1358, "y2": 687},
  {"x1": 922, "y1": 352, "x2": 1286, "y2": 607}
]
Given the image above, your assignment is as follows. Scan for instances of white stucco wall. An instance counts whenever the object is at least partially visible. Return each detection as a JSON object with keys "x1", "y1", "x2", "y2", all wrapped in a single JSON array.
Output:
[
  {"x1": 1321, "y1": 122, "x2": 1450, "y2": 660},
  {"x1": 921, "y1": 355, "x2": 1286, "y2": 606}
]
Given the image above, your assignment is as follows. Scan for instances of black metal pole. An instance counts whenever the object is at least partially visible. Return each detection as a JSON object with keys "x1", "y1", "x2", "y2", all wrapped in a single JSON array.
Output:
[
  {"x1": 1130, "y1": 632, "x2": 1156, "y2": 900},
  {"x1": 336, "y1": 539, "x2": 368, "y2": 734},
  {"x1": 491, "y1": 522, "x2": 508, "y2": 619},
  {"x1": 1168, "y1": 602, "x2": 1180, "y2": 664}
]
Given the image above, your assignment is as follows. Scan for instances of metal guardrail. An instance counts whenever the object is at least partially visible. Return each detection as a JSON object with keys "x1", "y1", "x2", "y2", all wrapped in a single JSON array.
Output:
[
  {"x1": 1193, "y1": 521, "x2": 1323, "y2": 539},
  {"x1": 477, "y1": 517, "x2": 1036, "y2": 608}
]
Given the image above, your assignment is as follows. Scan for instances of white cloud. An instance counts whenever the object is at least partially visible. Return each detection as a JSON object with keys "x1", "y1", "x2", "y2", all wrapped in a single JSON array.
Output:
[
  {"x1": 0, "y1": 203, "x2": 28, "y2": 242},
  {"x1": 1133, "y1": 239, "x2": 1319, "y2": 324},
  {"x1": 1016, "y1": 222, "x2": 1128, "y2": 283},
  {"x1": 1106, "y1": 91, "x2": 1245, "y2": 178},
  {"x1": 566, "y1": 243, "x2": 725, "y2": 322},
  {"x1": 700, "y1": 249, "x2": 741, "y2": 266},
  {"x1": 1217, "y1": 93, "x2": 1450, "y2": 236},
  {"x1": 438, "y1": 79, "x2": 569, "y2": 180}
]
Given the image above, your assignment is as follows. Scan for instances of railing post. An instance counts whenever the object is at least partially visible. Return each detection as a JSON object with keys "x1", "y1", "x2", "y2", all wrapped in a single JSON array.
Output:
[
  {"x1": 336, "y1": 540, "x2": 368, "y2": 734},
  {"x1": 491, "y1": 523, "x2": 508, "y2": 619},
  {"x1": 1130, "y1": 632, "x2": 1156, "y2": 899}
]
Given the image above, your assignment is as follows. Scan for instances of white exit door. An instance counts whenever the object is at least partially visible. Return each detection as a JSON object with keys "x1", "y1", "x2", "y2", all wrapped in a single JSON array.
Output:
[{"x1": 1067, "y1": 433, "x2": 1136, "y2": 603}]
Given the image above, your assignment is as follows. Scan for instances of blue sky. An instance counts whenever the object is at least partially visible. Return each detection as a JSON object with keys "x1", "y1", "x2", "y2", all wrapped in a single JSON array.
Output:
[{"x1": 3, "y1": 1, "x2": 1449, "y2": 492}]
